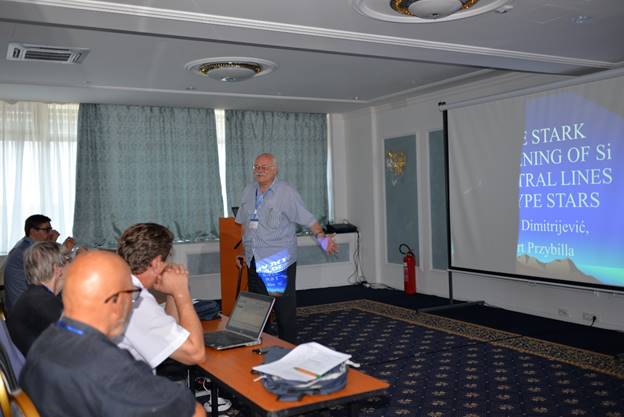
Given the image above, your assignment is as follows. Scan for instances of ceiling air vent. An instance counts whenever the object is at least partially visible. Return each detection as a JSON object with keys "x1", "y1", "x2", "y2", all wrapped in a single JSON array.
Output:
[{"x1": 6, "y1": 42, "x2": 89, "y2": 64}]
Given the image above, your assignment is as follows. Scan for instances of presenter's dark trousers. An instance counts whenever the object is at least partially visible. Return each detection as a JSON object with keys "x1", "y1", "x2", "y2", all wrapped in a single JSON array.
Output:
[{"x1": 248, "y1": 257, "x2": 297, "y2": 343}]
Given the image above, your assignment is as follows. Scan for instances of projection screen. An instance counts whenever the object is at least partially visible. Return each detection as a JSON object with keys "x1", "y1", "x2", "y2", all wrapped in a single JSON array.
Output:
[{"x1": 447, "y1": 72, "x2": 624, "y2": 291}]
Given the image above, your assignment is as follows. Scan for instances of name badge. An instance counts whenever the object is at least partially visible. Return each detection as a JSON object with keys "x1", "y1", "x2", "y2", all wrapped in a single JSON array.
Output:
[{"x1": 249, "y1": 219, "x2": 259, "y2": 229}]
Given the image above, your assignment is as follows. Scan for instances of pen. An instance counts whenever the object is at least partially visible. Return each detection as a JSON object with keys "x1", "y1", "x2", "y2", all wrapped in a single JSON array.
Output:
[{"x1": 294, "y1": 367, "x2": 321, "y2": 379}]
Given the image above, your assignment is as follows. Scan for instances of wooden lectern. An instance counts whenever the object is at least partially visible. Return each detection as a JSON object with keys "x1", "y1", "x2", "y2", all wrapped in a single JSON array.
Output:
[{"x1": 218, "y1": 217, "x2": 248, "y2": 316}]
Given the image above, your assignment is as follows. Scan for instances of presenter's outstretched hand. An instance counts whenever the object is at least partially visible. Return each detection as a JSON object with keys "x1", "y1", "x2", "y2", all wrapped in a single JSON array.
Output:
[{"x1": 318, "y1": 234, "x2": 338, "y2": 256}]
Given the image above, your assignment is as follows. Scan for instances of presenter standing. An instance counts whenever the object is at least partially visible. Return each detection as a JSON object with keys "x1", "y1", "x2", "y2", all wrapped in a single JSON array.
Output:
[{"x1": 235, "y1": 153, "x2": 336, "y2": 343}]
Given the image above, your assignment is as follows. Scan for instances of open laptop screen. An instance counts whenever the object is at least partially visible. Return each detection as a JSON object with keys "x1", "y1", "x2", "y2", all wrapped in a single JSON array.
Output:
[{"x1": 226, "y1": 292, "x2": 273, "y2": 338}]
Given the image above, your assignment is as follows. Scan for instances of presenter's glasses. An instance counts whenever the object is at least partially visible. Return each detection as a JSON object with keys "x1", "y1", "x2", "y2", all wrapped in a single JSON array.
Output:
[{"x1": 253, "y1": 164, "x2": 274, "y2": 171}]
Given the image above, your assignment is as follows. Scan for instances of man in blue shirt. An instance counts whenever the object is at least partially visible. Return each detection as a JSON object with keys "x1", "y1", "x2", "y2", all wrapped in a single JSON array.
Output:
[
  {"x1": 4, "y1": 214, "x2": 74, "y2": 313},
  {"x1": 236, "y1": 153, "x2": 336, "y2": 342}
]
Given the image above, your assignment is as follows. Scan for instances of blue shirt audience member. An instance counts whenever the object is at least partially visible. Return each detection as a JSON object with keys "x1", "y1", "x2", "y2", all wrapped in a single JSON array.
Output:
[{"x1": 4, "y1": 214, "x2": 74, "y2": 312}]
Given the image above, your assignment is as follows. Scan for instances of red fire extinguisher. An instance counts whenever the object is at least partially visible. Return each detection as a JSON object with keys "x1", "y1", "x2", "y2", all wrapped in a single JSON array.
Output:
[{"x1": 399, "y1": 243, "x2": 416, "y2": 295}]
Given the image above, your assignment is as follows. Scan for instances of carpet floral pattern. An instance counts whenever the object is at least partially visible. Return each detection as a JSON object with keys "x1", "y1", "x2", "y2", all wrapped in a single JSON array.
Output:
[{"x1": 227, "y1": 299, "x2": 624, "y2": 417}]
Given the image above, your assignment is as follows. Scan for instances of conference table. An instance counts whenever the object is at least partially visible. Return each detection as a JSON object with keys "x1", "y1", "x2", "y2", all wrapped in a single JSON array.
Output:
[{"x1": 199, "y1": 318, "x2": 389, "y2": 417}]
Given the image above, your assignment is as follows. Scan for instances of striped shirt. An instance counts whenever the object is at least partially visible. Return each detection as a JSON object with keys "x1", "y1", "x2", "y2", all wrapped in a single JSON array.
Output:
[{"x1": 235, "y1": 179, "x2": 317, "y2": 270}]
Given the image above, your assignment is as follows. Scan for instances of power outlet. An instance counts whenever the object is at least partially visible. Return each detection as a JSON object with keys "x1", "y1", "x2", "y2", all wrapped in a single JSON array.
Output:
[
  {"x1": 582, "y1": 312, "x2": 598, "y2": 323},
  {"x1": 557, "y1": 308, "x2": 569, "y2": 318}
]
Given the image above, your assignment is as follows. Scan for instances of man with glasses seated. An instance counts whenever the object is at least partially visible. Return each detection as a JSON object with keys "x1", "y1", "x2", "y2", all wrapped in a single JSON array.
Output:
[
  {"x1": 4, "y1": 214, "x2": 75, "y2": 313},
  {"x1": 7, "y1": 241, "x2": 66, "y2": 356},
  {"x1": 20, "y1": 250, "x2": 205, "y2": 417}
]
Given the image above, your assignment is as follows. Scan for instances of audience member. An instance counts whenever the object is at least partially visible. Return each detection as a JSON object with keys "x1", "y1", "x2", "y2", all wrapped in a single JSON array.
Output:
[
  {"x1": 7, "y1": 241, "x2": 65, "y2": 356},
  {"x1": 19, "y1": 250, "x2": 205, "y2": 417},
  {"x1": 116, "y1": 223, "x2": 205, "y2": 368},
  {"x1": 4, "y1": 214, "x2": 75, "y2": 312}
]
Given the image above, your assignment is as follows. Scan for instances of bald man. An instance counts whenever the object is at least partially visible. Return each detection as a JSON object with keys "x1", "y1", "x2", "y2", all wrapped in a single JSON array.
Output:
[{"x1": 19, "y1": 251, "x2": 205, "y2": 417}]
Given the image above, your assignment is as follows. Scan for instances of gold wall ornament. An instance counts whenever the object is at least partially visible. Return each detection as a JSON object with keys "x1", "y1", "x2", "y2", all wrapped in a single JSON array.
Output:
[{"x1": 385, "y1": 151, "x2": 407, "y2": 186}]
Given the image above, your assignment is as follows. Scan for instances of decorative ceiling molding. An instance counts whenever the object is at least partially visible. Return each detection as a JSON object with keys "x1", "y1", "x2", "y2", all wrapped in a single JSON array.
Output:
[
  {"x1": 3, "y1": 0, "x2": 615, "y2": 70},
  {"x1": 369, "y1": 68, "x2": 495, "y2": 103},
  {"x1": 0, "y1": 80, "x2": 363, "y2": 104},
  {"x1": 372, "y1": 72, "x2": 569, "y2": 113}
]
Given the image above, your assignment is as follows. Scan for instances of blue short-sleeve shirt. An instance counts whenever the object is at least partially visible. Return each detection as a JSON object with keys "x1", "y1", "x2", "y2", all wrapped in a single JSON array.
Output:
[{"x1": 235, "y1": 179, "x2": 316, "y2": 270}]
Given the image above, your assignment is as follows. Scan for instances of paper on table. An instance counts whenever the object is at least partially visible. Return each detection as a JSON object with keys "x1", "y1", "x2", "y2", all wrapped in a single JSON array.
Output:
[{"x1": 252, "y1": 342, "x2": 351, "y2": 382}]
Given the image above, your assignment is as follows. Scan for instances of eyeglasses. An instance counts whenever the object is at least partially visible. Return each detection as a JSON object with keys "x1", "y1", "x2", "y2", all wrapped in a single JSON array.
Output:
[
  {"x1": 33, "y1": 226, "x2": 53, "y2": 232},
  {"x1": 253, "y1": 164, "x2": 274, "y2": 171},
  {"x1": 104, "y1": 286, "x2": 142, "y2": 304}
]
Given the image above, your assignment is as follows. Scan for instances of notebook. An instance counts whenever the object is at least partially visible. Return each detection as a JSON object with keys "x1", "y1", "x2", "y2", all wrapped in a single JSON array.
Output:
[{"x1": 204, "y1": 292, "x2": 275, "y2": 350}]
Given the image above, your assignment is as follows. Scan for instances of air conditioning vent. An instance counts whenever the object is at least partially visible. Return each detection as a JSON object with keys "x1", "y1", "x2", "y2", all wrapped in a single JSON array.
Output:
[{"x1": 6, "y1": 42, "x2": 89, "y2": 64}]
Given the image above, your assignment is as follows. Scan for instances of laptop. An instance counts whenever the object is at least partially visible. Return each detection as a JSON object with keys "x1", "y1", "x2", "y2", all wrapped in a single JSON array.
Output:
[{"x1": 204, "y1": 292, "x2": 275, "y2": 350}]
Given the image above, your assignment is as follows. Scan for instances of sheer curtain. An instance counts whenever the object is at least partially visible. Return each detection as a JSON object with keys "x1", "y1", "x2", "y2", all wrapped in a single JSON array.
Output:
[
  {"x1": 74, "y1": 104, "x2": 223, "y2": 247},
  {"x1": 0, "y1": 101, "x2": 78, "y2": 254},
  {"x1": 225, "y1": 110, "x2": 328, "y2": 221}
]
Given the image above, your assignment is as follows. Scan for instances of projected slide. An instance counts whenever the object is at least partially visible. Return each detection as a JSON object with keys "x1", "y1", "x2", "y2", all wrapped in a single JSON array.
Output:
[
  {"x1": 517, "y1": 93, "x2": 624, "y2": 286},
  {"x1": 447, "y1": 72, "x2": 624, "y2": 290}
]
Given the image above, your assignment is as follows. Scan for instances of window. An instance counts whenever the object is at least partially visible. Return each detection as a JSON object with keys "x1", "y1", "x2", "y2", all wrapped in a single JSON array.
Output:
[
  {"x1": 1, "y1": 103, "x2": 332, "y2": 252},
  {"x1": 0, "y1": 101, "x2": 78, "y2": 254},
  {"x1": 215, "y1": 109, "x2": 228, "y2": 217}
]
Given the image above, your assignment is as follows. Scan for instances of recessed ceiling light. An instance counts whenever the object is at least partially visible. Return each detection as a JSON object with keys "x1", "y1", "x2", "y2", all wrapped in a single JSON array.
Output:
[
  {"x1": 402, "y1": 0, "x2": 477, "y2": 20},
  {"x1": 352, "y1": 0, "x2": 514, "y2": 23},
  {"x1": 185, "y1": 57, "x2": 277, "y2": 82}
]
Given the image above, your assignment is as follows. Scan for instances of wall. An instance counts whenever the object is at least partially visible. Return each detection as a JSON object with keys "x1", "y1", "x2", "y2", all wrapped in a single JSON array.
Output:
[{"x1": 334, "y1": 71, "x2": 624, "y2": 331}]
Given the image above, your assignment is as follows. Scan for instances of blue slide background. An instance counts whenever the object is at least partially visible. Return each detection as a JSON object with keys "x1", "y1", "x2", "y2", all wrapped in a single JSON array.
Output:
[{"x1": 517, "y1": 92, "x2": 624, "y2": 286}]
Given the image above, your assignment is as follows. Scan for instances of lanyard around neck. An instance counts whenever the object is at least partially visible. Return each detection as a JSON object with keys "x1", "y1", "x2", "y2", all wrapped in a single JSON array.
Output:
[
  {"x1": 255, "y1": 179, "x2": 276, "y2": 211},
  {"x1": 56, "y1": 320, "x2": 84, "y2": 336}
]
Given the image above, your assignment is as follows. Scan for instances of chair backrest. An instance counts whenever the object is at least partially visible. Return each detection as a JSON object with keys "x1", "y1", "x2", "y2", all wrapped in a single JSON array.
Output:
[
  {"x1": 0, "y1": 370, "x2": 12, "y2": 417},
  {"x1": 0, "y1": 258, "x2": 6, "y2": 317},
  {"x1": 10, "y1": 390, "x2": 40, "y2": 417},
  {"x1": 0, "y1": 319, "x2": 24, "y2": 391}
]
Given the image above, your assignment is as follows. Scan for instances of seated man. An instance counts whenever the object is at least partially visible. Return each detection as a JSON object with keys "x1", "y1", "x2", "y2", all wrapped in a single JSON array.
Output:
[
  {"x1": 4, "y1": 214, "x2": 75, "y2": 312},
  {"x1": 117, "y1": 224, "x2": 231, "y2": 411},
  {"x1": 20, "y1": 250, "x2": 205, "y2": 417},
  {"x1": 116, "y1": 223, "x2": 205, "y2": 368},
  {"x1": 7, "y1": 241, "x2": 65, "y2": 356}
]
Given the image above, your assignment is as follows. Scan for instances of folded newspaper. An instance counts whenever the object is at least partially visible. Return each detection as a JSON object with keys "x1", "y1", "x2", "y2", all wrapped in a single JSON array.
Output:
[{"x1": 252, "y1": 342, "x2": 351, "y2": 382}]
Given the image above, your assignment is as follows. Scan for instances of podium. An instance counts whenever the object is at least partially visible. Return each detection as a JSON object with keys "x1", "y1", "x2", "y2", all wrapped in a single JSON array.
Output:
[{"x1": 218, "y1": 217, "x2": 248, "y2": 316}]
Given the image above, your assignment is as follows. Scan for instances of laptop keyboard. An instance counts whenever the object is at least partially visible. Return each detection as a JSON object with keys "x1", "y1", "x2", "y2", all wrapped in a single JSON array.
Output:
[{"x1": 204, "y1": 331, "x2": 251, "y2": 346}]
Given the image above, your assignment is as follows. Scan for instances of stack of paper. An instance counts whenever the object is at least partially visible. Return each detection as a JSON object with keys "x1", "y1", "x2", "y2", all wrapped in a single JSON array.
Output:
[{"x1": 252, "y1": 342, "x2": 351, "y2": 382}]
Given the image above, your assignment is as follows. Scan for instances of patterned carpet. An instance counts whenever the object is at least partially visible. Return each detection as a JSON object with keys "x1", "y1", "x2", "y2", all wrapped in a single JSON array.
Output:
[{"x1": 221, "y1": 299, "x2": 624, "y2": 417}]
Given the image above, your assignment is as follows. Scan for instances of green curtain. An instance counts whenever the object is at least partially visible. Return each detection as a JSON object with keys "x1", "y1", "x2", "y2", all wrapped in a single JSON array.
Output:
[
  {"x1": 74, "y1": 104, "x2": 223, "y2": 247},
  {"x1": 225, "y1": 110, "x2": 328, "y2": 221}
]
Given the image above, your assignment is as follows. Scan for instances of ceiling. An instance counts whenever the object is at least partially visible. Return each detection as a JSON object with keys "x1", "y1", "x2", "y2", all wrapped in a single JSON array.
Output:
[{"x1": 0, "y1": 0, "x2": 622, "y2": 113}]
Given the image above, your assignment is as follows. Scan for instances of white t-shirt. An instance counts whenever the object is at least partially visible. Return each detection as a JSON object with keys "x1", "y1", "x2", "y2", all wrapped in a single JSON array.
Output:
[{"x1": 117, "y1": 275, "x2": 190, "y2": 369}]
